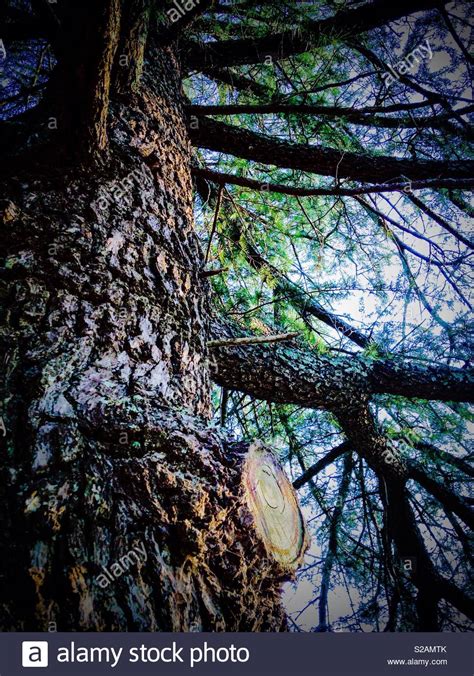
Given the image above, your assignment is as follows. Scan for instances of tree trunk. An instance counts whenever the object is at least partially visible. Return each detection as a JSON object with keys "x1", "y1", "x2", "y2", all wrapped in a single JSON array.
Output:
[{"x1": 0, "y1": 47, "x2": 304, "y2": 631}]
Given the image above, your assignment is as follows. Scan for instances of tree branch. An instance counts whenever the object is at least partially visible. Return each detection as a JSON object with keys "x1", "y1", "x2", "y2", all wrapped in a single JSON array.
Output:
[
  {"x1": 226, "y1": 227, "x2": 372, "y2": 348},
  {"x1": 335, "y1": 405, "x2": 474, "y2": 626},
  {"x1": 193, "y1": 166, "x2": 474, "y2": 197},
  {"x1": 316, "y1": 452, "x2": 354, "y2": 632},
  {"x1": 406, "y1": 459, "x2": 474, "y2": 530},
  {"x1": 190, "y1": 117, "x2": 474, "y2": 184},
  {"x1": 407, "y1": 193, "x2": 474, "y2": 250},
  {"x1": 293, "y1": 442, "x2": 351, "y2": 489},
  {"x1": 184, "y1": 0, "x2": 440, "y2": 70},
  {"x1": 188, "y1": 103, "x2": 474, "y2": 133},
  {"x1": 210, "y1": 322, "x2": 474, "y2": 408},
  {"x1": 197, "y1": 68, "x2": 271, "y2": 98},
  {"x1": 369, "y1": 358, "x2": 474, "y2": 402}
]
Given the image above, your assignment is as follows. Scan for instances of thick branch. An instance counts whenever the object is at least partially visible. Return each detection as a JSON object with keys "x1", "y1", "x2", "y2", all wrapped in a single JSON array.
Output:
[
  {"x1": 210, "y1": 322, "x2": 474, "y2": 408},
  {"x1": 194, "y1": 166, "x2": 474, "y2": 197},
  {"x1": 188, "y1": 103, "x2": 474, "y2": 133},
  {"x1": 190, "y1": 117, "x2": 474, "y2": 184},
  {"x1": 369, "y1": 358, "x2": 474, "y2": 402},
  {"x1": 184, "y1": 0, "x2": 440, "y2": 70}
]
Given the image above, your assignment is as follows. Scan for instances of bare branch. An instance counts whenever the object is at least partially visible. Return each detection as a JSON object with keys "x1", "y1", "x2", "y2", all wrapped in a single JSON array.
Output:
[
  {"x1": 188, "y1": 103, "x2": 474, "y2": 133},
  {"x1": 293, "y1": 442, "x2": 351, "y2": 489},
  {"x1": 184, "y1": 0, "x2": 441, "y2": 70},
  {"x1": 193, "y1": 166, "x2": 474, "y2": 197},
  {"x1": 190, "y1": 117, "x2": 474, "y2": 185}
]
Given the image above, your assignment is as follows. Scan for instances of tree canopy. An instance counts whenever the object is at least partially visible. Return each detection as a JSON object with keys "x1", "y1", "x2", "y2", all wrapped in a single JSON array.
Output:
[
  {"x1": 186, "y1": 0, "x2": 474, "y2": 631},
  {"x1": 1, "y1": 0, "x2": 473, "y2": 632}
]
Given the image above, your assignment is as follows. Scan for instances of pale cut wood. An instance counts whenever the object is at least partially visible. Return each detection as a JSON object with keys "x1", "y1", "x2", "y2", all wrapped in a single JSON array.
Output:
[{"x1": 243, "y1": 441, "x2": 309, "y2": 571}]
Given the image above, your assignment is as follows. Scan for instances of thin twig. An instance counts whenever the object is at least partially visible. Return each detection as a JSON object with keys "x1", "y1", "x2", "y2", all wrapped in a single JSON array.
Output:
[{"x1": 204, "y1": 184, "x2": 223, "y2": 265}]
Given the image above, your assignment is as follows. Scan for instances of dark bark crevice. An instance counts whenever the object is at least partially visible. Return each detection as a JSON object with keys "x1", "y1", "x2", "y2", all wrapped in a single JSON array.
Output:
[
  {"x1": 114, "y1": 0, "x2": 151, "y2": 95},
  {"x1": 46, "y1": 0, "x2": 122, "y2": 163}
]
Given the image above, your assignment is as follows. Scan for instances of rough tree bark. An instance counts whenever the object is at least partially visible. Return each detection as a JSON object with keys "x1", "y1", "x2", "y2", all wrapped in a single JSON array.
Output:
[{"x1": 0, "y1": 37, "x2": 306, "y2": 630}]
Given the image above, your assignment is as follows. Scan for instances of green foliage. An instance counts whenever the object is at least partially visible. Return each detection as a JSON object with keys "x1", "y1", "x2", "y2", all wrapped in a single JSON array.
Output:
[{"x1": 188, "y1": 0, "x2": 473, "y2": 632}]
